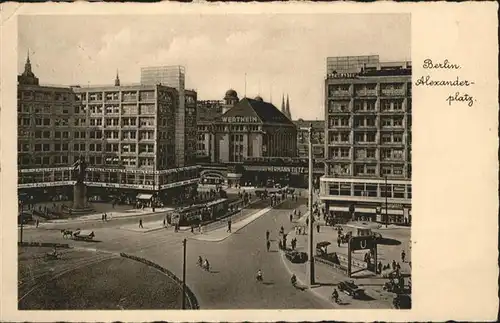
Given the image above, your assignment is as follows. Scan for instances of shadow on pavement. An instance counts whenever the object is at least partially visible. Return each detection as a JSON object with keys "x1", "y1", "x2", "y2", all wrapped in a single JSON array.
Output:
[
  {"x1": 262, "y1": 282, "x2": 275, "y2": 286},
  {"x1": 357, "y1": 293, "x2": 376, "y2": 301},
  {"x1": 209, "y1": 270, "x2": 220, "y2": 274},
  {"x1": 377, "y1": 238, "x2": 402, "y2": 246}
]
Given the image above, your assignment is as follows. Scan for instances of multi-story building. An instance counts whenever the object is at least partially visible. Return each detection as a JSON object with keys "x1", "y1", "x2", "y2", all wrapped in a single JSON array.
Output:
[
  {"x1": 196, "y1": 99, "x2": 224, "y2": 160},
  {"x1": 17, "y1": 56, "x2": 199, "y2": 204},
  {"x1": 196, "y1": 90, "x2": 298, "y2": 187},
  {"x1": 294, "y1": 119, "x2": 325, "y2": 160},
  {"x1": 140, "y1": 66, "x2": 196, "y2": 167},
  {"x1": 320, "y1": 55, "x2": 412, "y2": 225}
]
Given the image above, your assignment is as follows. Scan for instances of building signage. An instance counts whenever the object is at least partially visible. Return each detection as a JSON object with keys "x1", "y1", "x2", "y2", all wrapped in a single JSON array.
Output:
[
  {"x1": 86, "y1": 182, "x2": 154, "y2": 190},
  {"x1": 160, "y1": 178, "x2": 200, "y2": 190},
  {"x1": 19, "y1": 181, "x2": 75, "y2": 189},
  {"x1": 244, "y1": 165, "x2": 307, "y2": 174},
  {"x1": 221, "y1": 116, "x2": 259, "y2": 123},
  {"x1": 20, "y1": 167, "x2": 73, "y2": 173}
]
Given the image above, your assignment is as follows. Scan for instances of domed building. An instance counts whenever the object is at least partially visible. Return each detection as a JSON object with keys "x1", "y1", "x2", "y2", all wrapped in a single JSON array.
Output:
[{"x1": 222, "y1": 89, "x2": 239, "y2": 114}]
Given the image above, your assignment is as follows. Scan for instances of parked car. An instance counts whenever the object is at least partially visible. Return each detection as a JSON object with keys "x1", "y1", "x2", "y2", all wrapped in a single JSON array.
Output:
[
  {"x1": 393, "y1": 294, "x2": 412, "y2": 309},
  {"x1": 338, "y1": 280, "x2": 365, "y2": 299},
  {"x1": 285, "y1": 250, "x2": 308, "y2": 264}
]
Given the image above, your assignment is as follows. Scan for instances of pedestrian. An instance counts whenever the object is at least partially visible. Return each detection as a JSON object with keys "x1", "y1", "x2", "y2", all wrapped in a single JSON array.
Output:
[
  {"x1": 378, "y1": 261, "x2": 382, "y2": 274},
  {"x1": 278, "y1": 240, "x2": 283, "y2": 250},
  {"x1": 316, "y1": 224, "x2": 320, "y2": 233},
  {"x1": 306, "y1": 218, "x2": 309, "y2": 226},
  {"x1": 266, "y1": 230, "x2": 270, "y2": 241},
  {"x1": 289, "y1": 214, "x2": 293, "y2": 222},
  {"x1": 392, "y1": 260, "x2": 397, "y2": 270},
  {"x1": 227, "y1": 219, "x2": 232, "y2": 233},
  {"x1": 266, "y1": 240, "x2": 271, "y2": 252},
  {"x1": 139, "y1": 219, "x2": 143, "y2": 228},
  {"x1": 105, "y1": 213, "x2": 108, "y2": 221},
  {"x1": 199, "y1": 224, "x2": 203, "y2": 234},
  {"x1": 401, "y1": 250, "x2": 406, "y2": 263},
  {"x1": 163, "y1": 218, "x2": 166, "y2": 227},
  {"x1": 36, "y1": 219, "x2": 39, "y2": 228},
  {"x1": 191, "y1": 226, "x2": 194, "y2": 233},
  {"x1": 337, "y1": 238, "x2": 341, "y2": 248}
]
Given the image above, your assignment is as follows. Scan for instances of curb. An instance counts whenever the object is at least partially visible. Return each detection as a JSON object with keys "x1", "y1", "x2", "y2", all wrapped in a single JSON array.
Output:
[
  {"x1": 192, "y1": 206, "x2": 273, "y2": 242},
  {"x1": 45, "y1": 209, "x2": 174, "y2": 225},
  {"x1": 120, "y1": 253, "x2": 200, "y2": 310},
  {"x1": 18, "y1": 241, "x2": 71, "y2": 248},
  {"x1": 192, "y1": 198, "x2": 289, "y2": 242}
]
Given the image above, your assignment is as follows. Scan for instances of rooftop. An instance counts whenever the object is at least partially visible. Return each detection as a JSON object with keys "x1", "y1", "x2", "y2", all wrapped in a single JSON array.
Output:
[
  {"x1": 223, "y1": 97, "x2": 294, "y2": 125},
  {"x1": 294, "y1": 119, "x2": 324, "y2": 130}
]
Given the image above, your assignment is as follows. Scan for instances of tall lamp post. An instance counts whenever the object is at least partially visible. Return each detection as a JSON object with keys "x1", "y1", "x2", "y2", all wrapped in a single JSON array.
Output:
[
  {"x1": 181, "y1": 238, "x2": 187, "y2": 309},
  {"x1": 301, "y1": 124, "x2": 315, "y2": 286},
  {"x1": 385, "y1": 176, "x2": 388, "y2": 228}
]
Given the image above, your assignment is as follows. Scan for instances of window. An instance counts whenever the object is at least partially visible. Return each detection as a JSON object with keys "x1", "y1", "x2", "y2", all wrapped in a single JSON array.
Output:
[
  {"x1": 393, "y1": 134, "x2": 403, "y2": 143},
  {"x1": 90, "y1": 118, "x2": 103, "y2": 126},
  {"x1": 123, "y1": 118, "x2": 137, "y2": 126},
  {"x1": 394, "y1": 118, "x2": 403, "y2": 127},
  {"x1": 42, "y1": 144, "x2": 50, "y2": 151},
  {"x1": 90, "y1": 105, "x2": 103, "y2": 114},
  {"x1": 366, "y1": 165, "x2": 376, "y2": 174},
  {"x1": 367, "y1": 149, "x2": 376, "y2": 158},
  {"x1": 35, "y1": 131, "x2": 42, "y2": 138},
  {"x1": 382, "y1": 134, "x2": 391, "y2": 144}
]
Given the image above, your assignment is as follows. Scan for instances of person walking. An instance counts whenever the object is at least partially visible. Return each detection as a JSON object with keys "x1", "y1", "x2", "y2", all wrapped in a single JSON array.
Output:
[
  {"x1": 139, "y1": 219, "x2": 143, "y2": 228},
  {"x1": 266, "y1": 230, "x2": 270, "y2": 241},
  {"x1": 102, "y1": 213, "x2": 105, "y2": 222},
  {"x1": 316, "y1": 224, "x2": 320, "y2": 233},
  {"x1": 35, "y1": 219, "x2": 39, "y2": 228},
  {"x1": 401, "y1": 250, "x2": 406, "y2": 263},
  {"x1": 105, "y1": 213, "x2": 108, "y2": 221},
  {"x1": 289, "y1": 213, "x2": 293, "y2": 222},
  {"x1": 163, "y1": 218, "x2": 166, "y2": 227},
  {"x1": 266, "y1": 240, "x2": 271, "y2": 252},
  {"x1": 227, "y1": 219, "x2": 232, "y2": 233}
]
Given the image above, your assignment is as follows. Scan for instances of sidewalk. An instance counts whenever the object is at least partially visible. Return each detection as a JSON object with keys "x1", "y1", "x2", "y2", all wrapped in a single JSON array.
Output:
[
  {"x1": 37, "y1": 207, "x2": 174, "y2": 227},
  {"x1": 191, "y1": 206, "x2": 273, "y2": 242},
  {"x1": 279, "y1": 222, "x2": 411, "y2": 309}
]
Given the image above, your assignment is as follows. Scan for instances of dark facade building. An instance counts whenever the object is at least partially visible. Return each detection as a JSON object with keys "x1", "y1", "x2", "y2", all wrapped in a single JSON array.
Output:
[
  {"x1": 17, "y1": 55, "x2": 199, "y2": 204},
  {"x1": 320, "y1": 55, "x2": 412, "y2": 224}
]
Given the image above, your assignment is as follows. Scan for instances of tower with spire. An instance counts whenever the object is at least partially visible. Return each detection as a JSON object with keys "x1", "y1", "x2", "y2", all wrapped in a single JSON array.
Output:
[
  {"x1": 285, "y1": 94, "x2": 291, "y2": 119},
  {"x1": 281, "y1": 94, "x2": 286, "y2": 114},
  {"x1": 18, "y1": 50, "x2": 39, "y2": 86},
  {"x1": 114, "y1": 70, "x2": 121, "y2": 86}
]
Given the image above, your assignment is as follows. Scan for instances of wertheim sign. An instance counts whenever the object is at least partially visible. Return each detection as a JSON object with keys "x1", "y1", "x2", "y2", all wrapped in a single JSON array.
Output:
[{"x1": 221, "y1": 116, "x2": 260, "y2": 123}]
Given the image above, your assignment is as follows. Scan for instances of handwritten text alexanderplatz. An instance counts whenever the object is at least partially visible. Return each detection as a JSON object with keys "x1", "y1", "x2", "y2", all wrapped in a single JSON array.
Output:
[{"x1": 415, "y1": 59, "x2": 476, "y2": 107}]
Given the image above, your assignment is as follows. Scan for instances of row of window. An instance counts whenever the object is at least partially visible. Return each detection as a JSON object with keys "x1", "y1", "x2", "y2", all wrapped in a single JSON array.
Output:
[
  {"x1": 327, "y1": 83, "x2": 410, "y2": 97},
  {"x1": 326, "y1": 181, "x2": 411, "y2": 199},
  {"x1": 327, "y1": 147, "x2": 408, "y2": 160}
]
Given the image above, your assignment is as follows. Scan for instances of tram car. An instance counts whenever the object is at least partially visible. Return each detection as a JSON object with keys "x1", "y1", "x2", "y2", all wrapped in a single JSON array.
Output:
[{"x1": 170, "y1": 199, "x2": 229, "y2": 226}]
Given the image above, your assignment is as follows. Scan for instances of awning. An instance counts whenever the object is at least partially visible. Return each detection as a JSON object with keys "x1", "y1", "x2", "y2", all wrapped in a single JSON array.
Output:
[{"x1": 136, "y1": 194, "x2": 153, "y2": 200}]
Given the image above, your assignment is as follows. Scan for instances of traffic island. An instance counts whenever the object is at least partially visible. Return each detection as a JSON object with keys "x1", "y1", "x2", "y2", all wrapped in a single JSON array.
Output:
[{"x1": 18, "y1": 246, "x2": 188, "y2": 310}]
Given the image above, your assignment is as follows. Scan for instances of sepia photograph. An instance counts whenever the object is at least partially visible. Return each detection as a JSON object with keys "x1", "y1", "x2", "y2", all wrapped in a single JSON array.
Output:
[{"x1": 15, "y1": 13, "x2": 413, "y2": 311}]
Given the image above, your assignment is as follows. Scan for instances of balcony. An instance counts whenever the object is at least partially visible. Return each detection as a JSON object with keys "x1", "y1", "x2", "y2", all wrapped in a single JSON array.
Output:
[
  {"x1": 380, "y1": 88, "x2": 405, "y2": 97},
  {"x1": 328, "y1": 90, "x2": 351, "y2": 98},
  {"x1": 354, "y1": 89, "x2": 378, "y2": 97}
]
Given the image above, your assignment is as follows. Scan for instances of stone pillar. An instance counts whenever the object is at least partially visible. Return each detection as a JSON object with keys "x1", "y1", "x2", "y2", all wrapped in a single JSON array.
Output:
[{"x1": 73, "y1": 182, "x2": 87, "y2": 209}]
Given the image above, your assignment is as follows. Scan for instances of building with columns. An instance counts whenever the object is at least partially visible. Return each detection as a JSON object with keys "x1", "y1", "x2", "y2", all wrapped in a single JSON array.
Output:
[{"x1": 320, "y1": 55, "x2": 412, "y2": 225}]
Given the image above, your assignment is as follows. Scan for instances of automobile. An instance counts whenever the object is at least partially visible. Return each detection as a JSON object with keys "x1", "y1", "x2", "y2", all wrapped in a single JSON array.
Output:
[
  {"x1": 393, "y1": 294, "x2": 412, "y2": 309},
  {"x1": 337, "y1": 280, "x2": 365, "y2": 299},
  {"x1": 285, "y1": 250, "x2": 308, "y2": 264}
]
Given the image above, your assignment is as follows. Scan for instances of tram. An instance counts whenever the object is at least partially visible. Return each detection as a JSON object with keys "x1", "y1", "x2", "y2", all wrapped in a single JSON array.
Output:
[{"x1": 170, "y1": 198, "x2": 229, "y2": 226}]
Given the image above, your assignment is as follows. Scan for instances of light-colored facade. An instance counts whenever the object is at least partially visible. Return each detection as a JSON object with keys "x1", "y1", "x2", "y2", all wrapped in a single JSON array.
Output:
[
  {"x1": 17, "y1": 57, "x2": 199, "y2": 202},
  {"x1": 320, "y1": 56, "x2": 412, "y2": 225},
  {"x1": 294, "y1": 119, "x2": 325, "y2": 160},
  {"x1": 140, "y1": 66, "x2": 192, "y2": 167}
]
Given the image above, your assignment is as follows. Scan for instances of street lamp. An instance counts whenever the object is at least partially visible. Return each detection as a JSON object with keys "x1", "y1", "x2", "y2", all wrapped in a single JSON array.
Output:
[
  {"x1": 182, "y1": 238, "x2": 187, "y2": 309},
  {"x1": 300, "y1": 124, "x2": 315, "y2": 286},
  {"x1": 385, "y1": 176, "x2": 388, "y2": 228}
]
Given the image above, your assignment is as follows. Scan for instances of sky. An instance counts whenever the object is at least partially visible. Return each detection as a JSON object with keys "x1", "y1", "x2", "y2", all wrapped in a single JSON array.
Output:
[{"x1": 18, "y1": 14, "x2": 410, "y2": 120}]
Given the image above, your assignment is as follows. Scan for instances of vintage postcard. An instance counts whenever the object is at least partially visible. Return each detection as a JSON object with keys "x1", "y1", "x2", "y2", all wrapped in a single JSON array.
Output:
[{"x1": 0, "y1": 2, "x2": 498, "y2": 322}]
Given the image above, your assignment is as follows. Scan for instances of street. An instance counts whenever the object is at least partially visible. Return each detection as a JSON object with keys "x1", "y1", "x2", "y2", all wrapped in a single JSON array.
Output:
[{"x1": 20, "y1": 198, "x2": 331, "y2": 309}]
